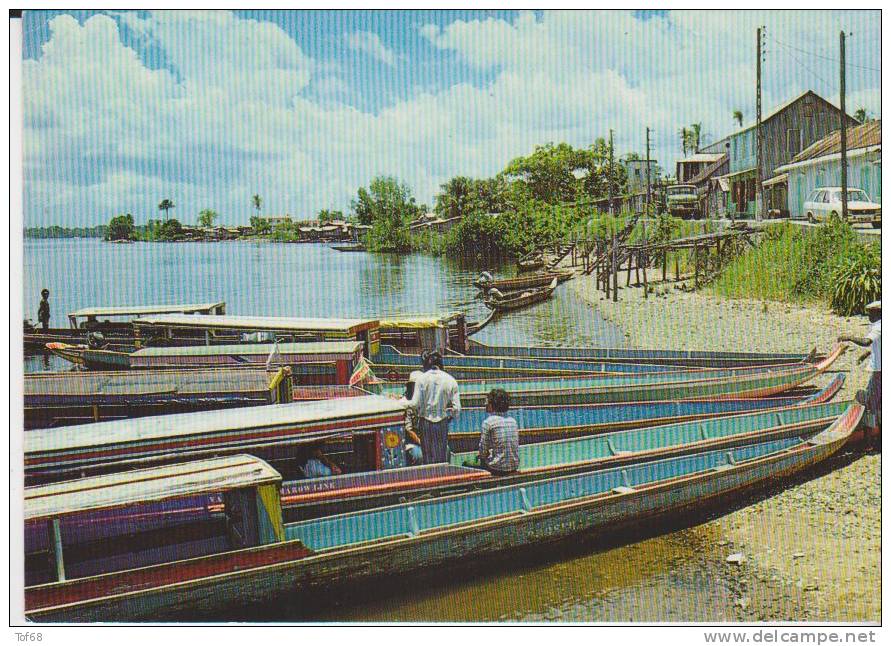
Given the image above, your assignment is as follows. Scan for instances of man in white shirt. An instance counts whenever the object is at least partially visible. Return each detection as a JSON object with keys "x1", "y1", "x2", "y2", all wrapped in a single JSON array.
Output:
[
  {"x1": 839, "y1": 300, "x2": 881, "y2": 435},
  {"x1": 408, "y1": 351, "x2": 461, "y2": 463}
]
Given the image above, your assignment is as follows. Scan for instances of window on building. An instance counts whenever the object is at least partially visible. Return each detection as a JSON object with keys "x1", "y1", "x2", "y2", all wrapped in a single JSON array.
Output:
[{"x1": 786, "y1": 129, "x2": 801, "y2": 155}]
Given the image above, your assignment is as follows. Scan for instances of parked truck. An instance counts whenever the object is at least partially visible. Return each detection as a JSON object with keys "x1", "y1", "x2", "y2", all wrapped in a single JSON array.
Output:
[{"x1": 665, "y1": 184, "x2": 700, "y2": 219}]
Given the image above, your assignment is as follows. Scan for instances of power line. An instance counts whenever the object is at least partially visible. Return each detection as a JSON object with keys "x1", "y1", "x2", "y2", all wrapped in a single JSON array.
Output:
[{"x1": 772, "y1": 37, "x2": 881, "y2": 73}]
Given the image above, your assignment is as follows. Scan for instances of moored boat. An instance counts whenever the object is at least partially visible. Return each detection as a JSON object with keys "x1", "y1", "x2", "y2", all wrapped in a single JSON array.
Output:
[
  {"x1": 24, "y1": 302, "x2": 226, "y2": 352},
  {"x1": 280, "y1": 398, "x2": 853, "y2": 519},
  {"x1": 24, "y1": 367, "x2": 295, "y2": 430},
  {"x1": 484, "y1": 278, "x2": 558, "y2": 312},
  {"x1": 24, "y1": 403, "x2": 861, "y2": 621},
  {"x1": 366, "y1": 344, "x2": 845, "y2": 406},
  {"x1": 46, "y1": 341, "x2": 364, "y2": 385},
  {"x1": 24, "y1": 395, "x2": 409, "y2": 484},
  {"x1": 473, "y1": 270, "x2": 573, "y2": 291},
  {"x1": 466, "y1": 339, "x2": 820, "y2": 368}
]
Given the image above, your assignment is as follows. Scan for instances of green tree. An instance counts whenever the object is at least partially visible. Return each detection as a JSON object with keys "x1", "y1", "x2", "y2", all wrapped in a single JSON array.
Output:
[
  {"x1": 105, "y1": 213, "x2": 135, "y2": 241},
  {"x1": 434, "y1": 176, "x2": 479, "y2": 219},
  {"x1": 733, "y1": 110, "x2": 744, "y2": 127},
  {"x1": 679, "y1": 127, "x2": 690, "y2": 156},
  {"x1": 252, "y1": 194, "x2": 263, "y2": 214},
  {"x1": 317, "y1": 209, "x2": 343, "y2": 223},
  {"x1": 688, "y1": 123, "x2": 702, "y2": 153},
  {"x1": 854, "y1": 107, "x2": 870, "y2": 123},
  {"x1": 198, "y1": 209, "x2": 218, "y2": 228},
  {"x1": 502, "y1": 143, "x2": 593, "y2": 204},
  {"x1": 152, "y1": 218, "x2": 183, "y2": 241},
  {"x1": 250, "y1": 215, "x2": 271, "y2": 235},
  {"x1": 158, "y1": 198, "x2": 175, "y2": 222},
  {"x1": 350, "y1": 176, "x2": 420, "y2": 249}
]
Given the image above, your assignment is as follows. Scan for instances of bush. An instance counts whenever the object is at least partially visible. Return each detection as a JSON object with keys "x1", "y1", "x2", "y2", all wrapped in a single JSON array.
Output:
[{"x1": 829, "y1": 244, "x2": 881, "y2": 316}]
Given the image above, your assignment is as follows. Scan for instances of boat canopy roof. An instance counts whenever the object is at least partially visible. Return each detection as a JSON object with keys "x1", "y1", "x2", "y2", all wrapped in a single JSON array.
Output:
[
  {"x1": 25, "y1": 455, "x2": 281, "y2": 521},
  {"x1": 379, "y1": 312, "x2": 464, "y2": 329},
  {"x1": 26, "y1": 395, "x2": 406, "y2": 454},
  {"x1": 69, "y1": 302, "x2": 225, "y2": 319},
  {"x1": 132, "y1": 341, "x2": 362, "y2": 358},
  {"x1": 133, "y1": 314, "x2": 379, "y2": 333}
]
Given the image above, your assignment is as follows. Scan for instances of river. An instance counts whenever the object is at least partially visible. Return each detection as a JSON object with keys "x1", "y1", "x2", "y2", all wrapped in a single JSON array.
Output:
[
  {"x1": 23, "y1": 238, "x2": 744, "y2": 622},
  {"x1": 23, "y1": 238, "x2": 624, "y2": 372}
]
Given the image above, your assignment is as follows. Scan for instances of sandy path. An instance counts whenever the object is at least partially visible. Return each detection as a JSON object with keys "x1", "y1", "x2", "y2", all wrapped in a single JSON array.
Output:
[{"x1": 570, "y1": 275, "x2": 881, "y2": 622}]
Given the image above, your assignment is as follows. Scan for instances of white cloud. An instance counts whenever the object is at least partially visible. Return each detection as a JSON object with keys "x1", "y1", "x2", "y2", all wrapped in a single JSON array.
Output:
[
  {"x1": 23, "y1": 10, "x2": 881, "y2": 228},
  {"x1": 344, "y1": 30, "x2": 398, "y2": 67}
]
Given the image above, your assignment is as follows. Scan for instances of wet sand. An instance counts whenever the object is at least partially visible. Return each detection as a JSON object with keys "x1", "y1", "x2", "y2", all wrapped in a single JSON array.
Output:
[{"x1": 570, "y1": 276, "x2": 881, "y2": 622}]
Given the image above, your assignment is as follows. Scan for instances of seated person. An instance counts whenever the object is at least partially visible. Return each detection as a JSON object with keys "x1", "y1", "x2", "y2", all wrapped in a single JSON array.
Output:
[
  {"x1": 301, "y1": 444, "x2": 342, "y2": 479},
  {"x1": 402, "y1": 377, "x2": 424, "y2": 466},
  {"x1": 478, "y1": 388, "x2": 519, "y2": 475}
]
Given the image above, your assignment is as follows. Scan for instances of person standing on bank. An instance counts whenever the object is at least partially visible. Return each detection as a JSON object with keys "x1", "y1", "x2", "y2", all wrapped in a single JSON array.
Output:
[
  {"x1": 839, "y1": 300, "x2": 881, "y2": 434},
  {"x1": 408, "y1": 351, "x2": 460, "y2": 463},
  {"x1": 37, "y1": 289, "x2": 50, "y2": 332}
]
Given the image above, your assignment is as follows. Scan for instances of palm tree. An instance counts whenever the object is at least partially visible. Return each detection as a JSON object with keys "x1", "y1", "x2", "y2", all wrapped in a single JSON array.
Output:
[
  {"x1": 733, "y1": 110, "x2": 744, "y2": 127},
  {"x1": 679, "y1": 127, "x2": 690, "y2": 157},
  {"x1": 158, "y1": 199, "x2": 175, "y2": 222},
  {"x1": 689, "y1": 122, "x2": 702, "y2": 153},
  {"x1": 854, "y1": 107, "x2": 869, "y2": 124},
  {"x1": 252, "y1": 194, "x2": 263, "y2": 214}
]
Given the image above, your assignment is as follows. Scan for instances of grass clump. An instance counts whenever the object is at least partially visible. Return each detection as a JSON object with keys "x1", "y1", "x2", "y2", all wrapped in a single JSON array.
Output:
[{"x1": 711, "y1": 220, "x2": 879, "y2": 315}]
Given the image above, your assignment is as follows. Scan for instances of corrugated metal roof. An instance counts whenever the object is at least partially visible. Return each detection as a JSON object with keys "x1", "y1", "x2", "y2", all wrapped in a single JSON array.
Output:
[
  {"x1": 679, "y1": 153, "x2": 725, "y2": 164},
  {"x1": 25, "y1": 455, "x2": 281, "y2": 520},
  {"x1": 791, "y1": 120, "x2": 881, "y2": 164}
]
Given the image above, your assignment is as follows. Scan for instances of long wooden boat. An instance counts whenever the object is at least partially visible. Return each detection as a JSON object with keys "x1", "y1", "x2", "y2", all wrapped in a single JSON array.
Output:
[
  {"x1": 24, "y1": 367, "x2": 295, "y2": 430},
  {"x1": 445, "y1": 374, "x2": 844, "y2": 451},
  {"x1": 517, "y1": 256, "x2": 545, "y2": 272},
  {"x1": 45, "y1": 341, "x2": 363, "y2": 385},
  {"x1": 24, "y1": 395, "x2": 409, "y2": 484},
  {"x1": 473, "y1": 270, "x2": 573, "y2": 291},
  {"x1": 24, "y1": 404, "x2": 860, "y2": 621},
  {"x1": 371, "y1": 341, "x2": 826, "y2": 380},
  {"x1": 485, "y1": 278, "x2": 557, "y2": 312},
  {"x1": 24, "y1": 302, "x2": 226, "y2": 352},
  {"x1": 280, "y1": 399, "x2": 853, "y2": 520},
  {"x1": 367, "y1": 344, "x2": 845, "y2": 406},
  {"x1": 330, "y1": 244, "x2": 366, "y2": 252},
  {"x1": 467, "y1": 339, "x2": 820, "y2": 368},
  {"x1": 131, "y1": 314, "x2": 382, "y2": 356}
]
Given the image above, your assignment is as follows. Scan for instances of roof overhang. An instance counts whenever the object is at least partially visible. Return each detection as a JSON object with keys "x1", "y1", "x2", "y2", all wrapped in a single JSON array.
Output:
[
  {"x1": 775, "y1": 145, "x2": 881, "y2": 174},
  {"x1": 762, "y1": 173, "x2": 789, "y2": 188}
]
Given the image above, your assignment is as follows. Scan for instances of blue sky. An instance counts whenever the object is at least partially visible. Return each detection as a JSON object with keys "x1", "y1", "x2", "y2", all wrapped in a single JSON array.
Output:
[{"x1": 22, "y1": 9, "x2": 881, "y2": 226}]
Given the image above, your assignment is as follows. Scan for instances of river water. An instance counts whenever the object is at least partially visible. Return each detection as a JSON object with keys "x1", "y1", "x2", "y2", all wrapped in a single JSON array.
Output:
[
  {"x1": 23, "y1": 238, "x2": 624, "y2": 372},
  {"x1": 23, "y1": 239, "x2": 744, "y2": 622}
]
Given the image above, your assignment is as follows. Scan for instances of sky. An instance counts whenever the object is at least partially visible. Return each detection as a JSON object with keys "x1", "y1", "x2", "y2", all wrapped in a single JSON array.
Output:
[{"x1": 21, "y1": 9, "x2": 881, "y2": 227}]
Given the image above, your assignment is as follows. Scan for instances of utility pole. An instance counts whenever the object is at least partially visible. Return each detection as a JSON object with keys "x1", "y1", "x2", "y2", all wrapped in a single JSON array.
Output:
[
  {"x1": 645, "y1": 127, "x2": 652, "y2": 214},
  {"x1": 840, "y1": 30, "x2": 848, "y2": 221},
  {"x1": 608, "y1": 129, "x2": 615, "y2": 216},
  {"x1": 755, "y1": 26, "x2": 765, "y2": 221}
]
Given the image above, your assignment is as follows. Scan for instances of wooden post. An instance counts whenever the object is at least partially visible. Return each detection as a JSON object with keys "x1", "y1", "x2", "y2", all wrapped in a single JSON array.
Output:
[
  {"x1": 611, "y1": 233, "x2": 618, "y2": 302},
  {"x1": 51, "y1": 518, "x2": 66, "y2": 582},
  {"x1": 694, "y1": 243, "x2": 700, "y2": 289},
  {"x1": 642, "y1": 248, "x2": 648, "y2": 297},
  {"x1": 674, "y1": 251, "x2": 679, "y2": 281},
  {"x1": 662, "y1": 247, "x2": 667, "y2": 281},
  {"x1": 626, "y1": 253, "x2": 633, "y2": 286}
]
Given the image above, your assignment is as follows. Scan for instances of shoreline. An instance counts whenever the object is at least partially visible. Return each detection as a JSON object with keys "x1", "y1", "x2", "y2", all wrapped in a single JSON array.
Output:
[{"x1": 569, "y1": 275, "x2": 881, "y2": 622}]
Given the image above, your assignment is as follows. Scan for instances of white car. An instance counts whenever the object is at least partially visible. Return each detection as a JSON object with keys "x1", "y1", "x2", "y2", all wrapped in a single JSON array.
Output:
[{"x1": 803, "y1": 187, "x2": 881, "y2": 228}]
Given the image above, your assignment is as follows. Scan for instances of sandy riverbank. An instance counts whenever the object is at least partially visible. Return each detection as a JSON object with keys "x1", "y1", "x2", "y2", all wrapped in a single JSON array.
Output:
[{"x1": 570, "y1": 276, "x2": 881, "y2": 622}]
